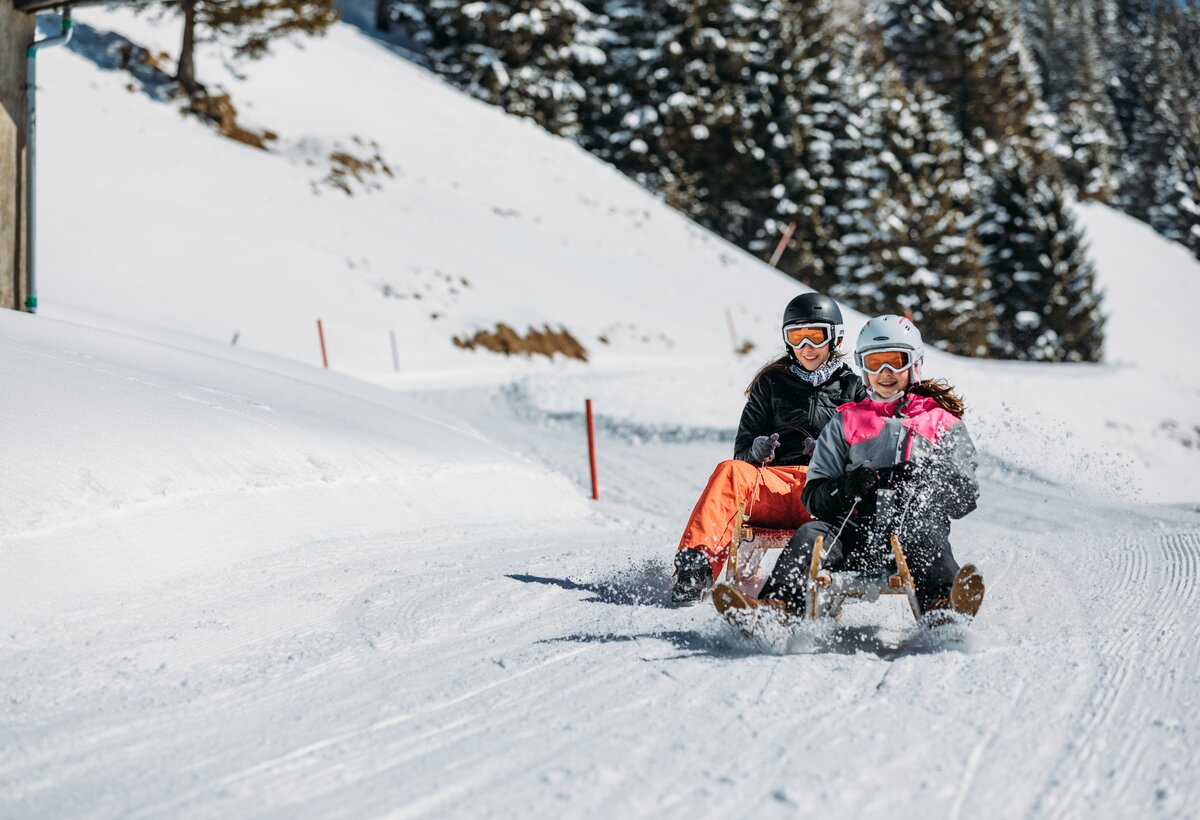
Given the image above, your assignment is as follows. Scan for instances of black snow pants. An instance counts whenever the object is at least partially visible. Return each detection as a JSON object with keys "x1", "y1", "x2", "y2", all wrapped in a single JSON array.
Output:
[{"x1": 759, "y1": 515, "x2": 961, "y2": 613}]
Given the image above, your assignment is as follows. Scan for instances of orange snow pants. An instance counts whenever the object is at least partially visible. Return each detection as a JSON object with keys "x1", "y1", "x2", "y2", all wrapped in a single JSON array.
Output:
[{"x1": 677, "y1": 460, "x2": 812, "y2": 581}]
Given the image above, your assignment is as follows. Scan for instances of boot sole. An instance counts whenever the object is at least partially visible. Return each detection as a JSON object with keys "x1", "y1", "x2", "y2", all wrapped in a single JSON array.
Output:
[
  {"x1": 712, "y1": 583, "x2": 751, "y2": 616},
  {"x1": 713, "y1": 583, "x2": 795, "y2": 636},
  {"x1": 670, "y1": 587, "x2": 710, "y2": 607},
  {"x1": 950, "y1": 564, "x2": 985, "y2": 618}
]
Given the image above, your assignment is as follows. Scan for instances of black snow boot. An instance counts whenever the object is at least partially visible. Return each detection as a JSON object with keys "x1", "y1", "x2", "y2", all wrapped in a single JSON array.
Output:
[{"x1": 671, "y1": 548, "x2": 713, "y2": 606}]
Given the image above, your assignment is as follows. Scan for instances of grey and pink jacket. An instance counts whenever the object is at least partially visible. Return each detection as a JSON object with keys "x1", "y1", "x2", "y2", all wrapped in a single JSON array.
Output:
[{"x1": 802, "y1": 393, "x2": 979, "y2": 524}]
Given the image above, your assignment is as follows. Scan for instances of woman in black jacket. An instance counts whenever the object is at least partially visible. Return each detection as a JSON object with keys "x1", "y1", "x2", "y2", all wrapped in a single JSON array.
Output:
[{"x1": 672, "y1": 293, "x2": 867, "y2": 604}]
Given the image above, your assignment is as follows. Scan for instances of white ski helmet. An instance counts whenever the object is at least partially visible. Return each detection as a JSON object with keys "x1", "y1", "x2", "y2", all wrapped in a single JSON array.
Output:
[{"x1": 855, "y1": 315, "x2": 925, "y2": 386}]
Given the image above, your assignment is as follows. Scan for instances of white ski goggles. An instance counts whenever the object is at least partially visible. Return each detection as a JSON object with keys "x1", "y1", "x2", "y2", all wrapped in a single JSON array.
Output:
[
  {"x1": 783, "y1": 322, "x2": 835, "y2": 349},
  {"x1": 857, "y1": 347, "x2": 918, "y2": 374}
]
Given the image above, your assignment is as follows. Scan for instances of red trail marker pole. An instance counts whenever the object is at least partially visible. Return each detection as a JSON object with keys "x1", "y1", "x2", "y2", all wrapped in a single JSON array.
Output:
[
  {"x1": 317, "y1": 319, "x2": 329, "y2": 369},
  {"x1": 725, "y1": 307, "x2": 739, "y2": 349},
  {"x1": 586, "y1": 399, "x2": 599, "y2": 501},
  {"x1": 768, "y1": 220, "x2": 797, "y2": 268}
]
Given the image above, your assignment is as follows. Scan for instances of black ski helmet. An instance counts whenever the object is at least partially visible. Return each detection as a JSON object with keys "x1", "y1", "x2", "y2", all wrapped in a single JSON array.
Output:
[{"x1": 782, "y1": 293, "x2": 845, "y2": 348}]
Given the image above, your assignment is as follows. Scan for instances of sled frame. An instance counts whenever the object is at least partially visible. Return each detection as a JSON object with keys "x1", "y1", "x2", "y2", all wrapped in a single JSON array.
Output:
[
  {"x1": 725, "y1": 504, "x2": 924, "y2": 622},
  {"x1": 805, "y1": 532, "x2": 923, "y2": 622},
  {"x1": 725, "y1": 502, "x2": 796, "y2": 588}
]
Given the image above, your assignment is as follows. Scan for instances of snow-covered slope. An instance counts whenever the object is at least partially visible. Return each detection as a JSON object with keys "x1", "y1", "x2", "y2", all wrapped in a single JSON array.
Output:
[
  {"x1": 36, "y1": 8, "x2": 803, "y2": 381},
  {"x1": 4, "y1": 5, "x2": 1199, "y2": 818},
  {"x1": 0, "y1": 309, "x2": 583, "y2": 613}
]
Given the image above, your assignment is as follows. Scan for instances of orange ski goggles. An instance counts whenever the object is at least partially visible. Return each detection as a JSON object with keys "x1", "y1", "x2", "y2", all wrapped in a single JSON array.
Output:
[
  {"x1": 859, "y1": 348, "x2": 916, "y2": 374},
  {"x1": 783, "y1": 323, "x2": 833, "y2": 349}
]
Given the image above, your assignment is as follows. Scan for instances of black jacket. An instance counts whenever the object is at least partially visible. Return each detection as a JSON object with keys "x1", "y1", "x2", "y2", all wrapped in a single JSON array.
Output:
[{"x1": 734, "y1": 361, "x2": 867, "y2": 466}]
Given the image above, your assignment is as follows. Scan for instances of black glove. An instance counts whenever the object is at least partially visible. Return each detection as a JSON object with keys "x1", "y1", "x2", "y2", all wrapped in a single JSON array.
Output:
[
  {"x1": 843, "y1": 465, "x2": 879, "y2": 501},
  {"x1": 749, "y1": 433, "x2": 781, "y2": 464},
  {"x1": 891, "y1": 460, "x2": 921, "y2": 486}
]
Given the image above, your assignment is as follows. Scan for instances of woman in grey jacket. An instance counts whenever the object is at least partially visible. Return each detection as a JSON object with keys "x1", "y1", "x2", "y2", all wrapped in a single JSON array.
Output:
[{"x1": 759, "y1": 314, "x2": 985, "y2": 620}]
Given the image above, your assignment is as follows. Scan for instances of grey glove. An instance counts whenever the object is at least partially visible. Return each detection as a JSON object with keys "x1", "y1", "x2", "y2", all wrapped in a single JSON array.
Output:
[
  {"x1": 749, "y1": 433, "x2": 781, "y2": 464},
  {"x1": 802, "y1": 436, "x2": 817, "y2": 458}
]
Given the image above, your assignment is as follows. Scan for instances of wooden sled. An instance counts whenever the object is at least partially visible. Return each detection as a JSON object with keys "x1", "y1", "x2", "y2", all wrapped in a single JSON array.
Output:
[{"x1": 721, "y1": 502, "x2": 923, "y2": 624}]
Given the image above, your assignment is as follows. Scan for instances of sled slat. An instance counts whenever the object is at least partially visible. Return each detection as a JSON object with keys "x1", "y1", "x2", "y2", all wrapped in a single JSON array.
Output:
[
  {"x1": 889, "y1": 534, "x2": 922, "y2": 619},
  {"x1": 808, "y1": 534, "x2": 825, "y2": 620}
]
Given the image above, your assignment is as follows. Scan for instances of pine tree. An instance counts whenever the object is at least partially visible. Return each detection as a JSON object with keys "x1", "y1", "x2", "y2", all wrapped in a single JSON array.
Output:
[
  {"x1": 385, "y1": 0, "x2": 845, "y2": 270},
  {"x1": 1013, "y1": 0, "x2": 1121, "y2": 199},
  {"x1": 881, "y1": 0, "x2": 1106, "y2": 360},
  {"x1": 387, "y1": 1, "x2": 608, "y2": 138},
  {"x1": 761, "y1": 0, "x2": 845, "y2": 284},
  {"x1": 587, "y1": 0, "x2": 806, "y2": 250},
  {"x1": 1099, "y1": 0, "x2": 1200, "y2": 259},
  {"x1": 1107, "y1": 0, "x2": 1200, "y2": 257},
  {"x1": 880, "y1": 0, "x2": 1041, "y2": 147},
  {"x1": 978, "y1": 147, "x2": 1104, "y2": 362},
  {"x1": 146, "y1": 0, "x2": 339, "y2": 95},
  {"x1": 826, "y1": 40, "x2": 993, "y2": 356}
]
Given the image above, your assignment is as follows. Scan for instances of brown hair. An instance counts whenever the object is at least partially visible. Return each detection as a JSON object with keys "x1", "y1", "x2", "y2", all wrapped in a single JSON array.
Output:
[
  {"x1": 908, "y1": 379, "x2": 965, "y2": 418},
  {"x1": 744, "y1": 348, "x2": 844, "y2": 396}
]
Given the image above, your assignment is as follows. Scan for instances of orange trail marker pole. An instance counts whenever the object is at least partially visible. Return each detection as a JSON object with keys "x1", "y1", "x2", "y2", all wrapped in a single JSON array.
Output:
[
  {"x1": 317, "y1": 319, "x2": 329, "y2": 369},
  {"x1": 586, "y1": 399, "x2": 599, "y2": 500}
]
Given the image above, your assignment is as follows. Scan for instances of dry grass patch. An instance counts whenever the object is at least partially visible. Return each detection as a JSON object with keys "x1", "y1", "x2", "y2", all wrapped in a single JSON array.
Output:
[
  {"x1": 322, "y1": 144, "x2": 394, "y2": 195},
  {"x1": 184, "y1": 92, "x2": 278, "y2": 150},
  {"x1": 453, "y1": 323, "x2": 588, "y2": 362}
]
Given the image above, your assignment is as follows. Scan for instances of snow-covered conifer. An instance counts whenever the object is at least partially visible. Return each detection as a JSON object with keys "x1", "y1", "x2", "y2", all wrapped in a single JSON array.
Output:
[
  {"x1": 826, "y1": 39, "x2": 992, "y2": 356},
  {"x1": 1013, "y1": 0, "x2": 1122, "y2": 200},
  {"x1": 1106, "y1": 1, "x2": 1200, "y2": 259},
  {"x1": 978, "y1": 148, "x2": 1105, "y2": 362},
  {"x1": 881, "y1": 0, "x2": 1106, "y2": 359},
  {"x1": 880, "y1": 0, "x2": 1040, "y2": 147},
  {"x1": 389, "y1": 0, "x2": 608, "y2": 138}
]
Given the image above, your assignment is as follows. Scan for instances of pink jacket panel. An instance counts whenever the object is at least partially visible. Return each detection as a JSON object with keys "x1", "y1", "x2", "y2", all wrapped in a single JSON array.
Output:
[{"x1": 839, "y1": 395, "x2": 961, "y2": 456}]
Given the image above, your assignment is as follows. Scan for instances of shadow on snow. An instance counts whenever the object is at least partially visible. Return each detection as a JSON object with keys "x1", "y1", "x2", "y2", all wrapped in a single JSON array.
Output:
[
  {"x1": 507, "y1": 565, "x2": 675, "y2": 610},
  {"x1": 544, "y1": 622, "x2": 970, "y2": 660},
  {"x1": 39, "y1": 15, "x2": 179, "y2": 102},
  {"x1": 509, "y1": 562, "x2": 970, "y2": 658}
]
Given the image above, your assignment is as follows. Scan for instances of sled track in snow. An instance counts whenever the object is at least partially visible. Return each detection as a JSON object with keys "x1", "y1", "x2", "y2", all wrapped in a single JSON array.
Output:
[
  {"x1": 500, "y1": 383, "x2": 735, "y2": 446},
  {"x1": 1039, "y1": 530, "x2": 1200, "y2": 817}
]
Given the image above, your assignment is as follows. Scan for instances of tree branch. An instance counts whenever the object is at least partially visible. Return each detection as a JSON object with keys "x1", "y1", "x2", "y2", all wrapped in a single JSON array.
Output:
[{"x1": 14, "y1": 0, "x2": 102, "y2": 13}]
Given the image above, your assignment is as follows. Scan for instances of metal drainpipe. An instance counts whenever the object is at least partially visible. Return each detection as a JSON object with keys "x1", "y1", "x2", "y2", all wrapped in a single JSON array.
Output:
[{"x1": 24, "y1": 8, "x2": 74, "y2": 314}]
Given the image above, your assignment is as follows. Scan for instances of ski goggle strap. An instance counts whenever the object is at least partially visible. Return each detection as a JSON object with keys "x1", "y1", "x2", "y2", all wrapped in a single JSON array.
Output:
[
  {"x1": 859, "y1": 348, "x2": 916, "y2": 374},
  {"x1": 783, "y1": 323, "x2": 833, "y2": 349}
]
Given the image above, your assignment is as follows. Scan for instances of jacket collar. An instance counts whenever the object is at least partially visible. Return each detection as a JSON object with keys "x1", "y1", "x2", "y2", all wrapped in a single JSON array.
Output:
[{"x1": 857, "y1": 392, "x2": 940, "y2": 417}]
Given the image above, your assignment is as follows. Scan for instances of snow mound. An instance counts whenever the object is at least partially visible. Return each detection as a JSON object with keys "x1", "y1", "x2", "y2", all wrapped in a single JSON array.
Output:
[{"x1": 0, "y1": 310, "x2": 585, "y2": 616}]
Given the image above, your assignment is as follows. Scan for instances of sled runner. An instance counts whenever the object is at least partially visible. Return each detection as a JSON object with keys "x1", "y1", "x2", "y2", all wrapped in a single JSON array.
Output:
[{"x1": 712, "y1": 583, "x2": 795, "y2": 638}]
